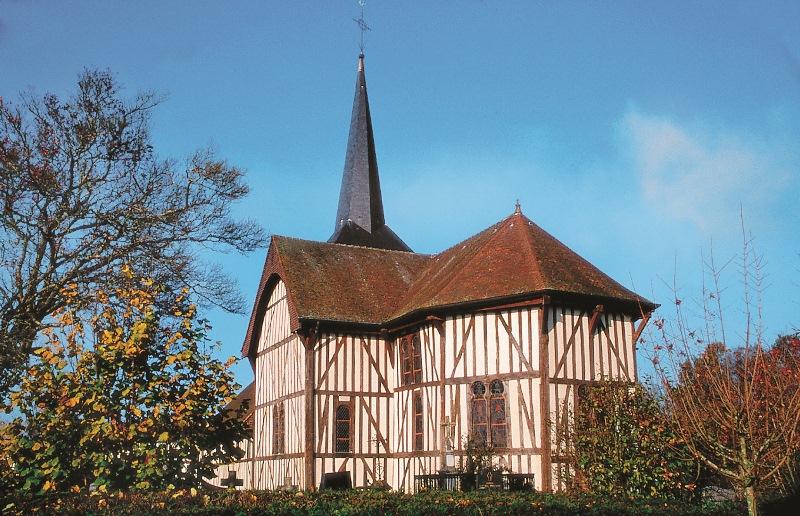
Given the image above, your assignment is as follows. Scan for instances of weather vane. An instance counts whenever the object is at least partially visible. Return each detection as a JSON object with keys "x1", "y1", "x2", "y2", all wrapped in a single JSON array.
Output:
[{"x1": 354, "y1": 0, "x2": 371, "y2": 54}]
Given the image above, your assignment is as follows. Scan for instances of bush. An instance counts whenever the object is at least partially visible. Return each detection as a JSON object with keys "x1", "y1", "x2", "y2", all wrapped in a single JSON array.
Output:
[
  {"x1": 567, "y1": 380, "x2": 699, "y2": 499},
  {"x1": 1, "y1": 488, "x2": 745, "y2": 515},
  {"x1": 0, "y1": 277, "x2": 248, "y2": 493}
]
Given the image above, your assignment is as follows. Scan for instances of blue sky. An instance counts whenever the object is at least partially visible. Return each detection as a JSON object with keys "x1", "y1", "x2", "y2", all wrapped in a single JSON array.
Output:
[{"x1": 2, "y1": 1, "x2": 798, "y2": 386}]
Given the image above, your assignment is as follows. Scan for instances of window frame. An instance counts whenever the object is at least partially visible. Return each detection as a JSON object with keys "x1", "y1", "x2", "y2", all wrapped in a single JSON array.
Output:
[
  {"x1": 470, "y1": 379, "x2": 508, "y2": 449},
  {"x1": 413, "y1": 390, "x2": 424, "y2": 451},
  {"x1": 334, "y1": 398, "x2": 354, "y2": 455},
  {"x1": 399, "y1": 333, "x2": 423, "y2": 386},
  {"x1": 489, "y1": 380, "x2": 507, "y2": 448},
  {"x1": 273, "y1": 402, "x2": 285, "y2": 455}
]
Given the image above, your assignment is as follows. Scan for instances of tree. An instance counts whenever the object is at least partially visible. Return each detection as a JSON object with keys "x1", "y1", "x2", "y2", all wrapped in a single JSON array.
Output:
[
  {"x1": 567, "y1": 380, "x2": 698, "y2": 499},
  {"x1": 765, "y1": 334, "x2": 800, "y2": 499},
  {"x1": 0, "y1": 270, "x2": 249, "y2": 492},
  {"x1": 0, "y1": 69, "x2": 266, "y2": 396},
  {"x1": 647, "y1": 231, "x2": 800, "y2": 516}
]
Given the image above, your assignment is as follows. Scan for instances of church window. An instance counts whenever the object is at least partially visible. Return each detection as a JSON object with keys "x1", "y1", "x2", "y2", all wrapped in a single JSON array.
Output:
[
  {"x1": 471, "y1": 379, "x2": 508, "y2": 448},
  {"x1": 335, "y1": 402, "x2": 352, "y2": 454},
  {"x1": 490, "y1": 380, "x2": 507, "y2": 448},
  {"x1": 273, "y1": 403, "x2": 285, "y2": 455},
  {"x1": 472, "y1": 381, "x2": 487, "y2": 397},
  {"x1": 400, "y1": 337, "x2": 412, "y2": 385},
  {"x1": 471, "y1": 381, "x2": 488, "y2": 444},
  {"x1": 413, "y1": 391, "x2": 424, "y2": 451},
  {"x1": 412, "y1": 335, "x2": 423, "y2": 383},
  {"x1": 399, "y1": 334, "x2": 423, "y2": 385}
]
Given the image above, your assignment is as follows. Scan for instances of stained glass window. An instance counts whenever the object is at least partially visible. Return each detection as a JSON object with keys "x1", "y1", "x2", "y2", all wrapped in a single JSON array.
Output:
[
  {"x1": 490, "y1": 380, "x2": 507, "y2": 447},
  {"x1": 471, "y1": 381, "x2": 488, "y2": 443},
  {"x1": 471, "y1": 379, "x2": 507, "y2": 447}
]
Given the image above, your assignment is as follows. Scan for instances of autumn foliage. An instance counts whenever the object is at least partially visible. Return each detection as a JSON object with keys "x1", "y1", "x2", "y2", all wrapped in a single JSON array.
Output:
[
  {"x1": 662, "y1": 337, "x2": 800, "y2": 506},
  {"x1": 0, "y1": 270, "x2": 248, "y2": 493},
  {"x1": 567, "y1": 380, "x2": 698, "y2": 499},
  {"x1": 0, "y1": 69, "x2": 265, "y2": 396},
  {"x1": 647, "y1": 233, "x2": 800, "y2": 516}
]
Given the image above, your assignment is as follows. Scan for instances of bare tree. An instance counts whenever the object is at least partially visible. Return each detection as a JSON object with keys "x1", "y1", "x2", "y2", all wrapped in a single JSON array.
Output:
[
  {"x1": 0, "y1": 69, "x2": 266, "y2": 396},
  {"x1": 646, "y1": 225, "x2": 800, "y2": 516}
]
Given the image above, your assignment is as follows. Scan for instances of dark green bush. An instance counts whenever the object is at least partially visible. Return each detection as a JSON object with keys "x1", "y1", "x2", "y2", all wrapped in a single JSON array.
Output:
[{"x1": 1, "y1": 488, "x2": 745, "y2": 515}]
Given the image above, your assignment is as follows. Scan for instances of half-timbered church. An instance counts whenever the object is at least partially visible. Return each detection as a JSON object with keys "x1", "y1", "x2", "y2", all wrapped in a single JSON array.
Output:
[{"x1": 219, "y1": 54, "x2": 656, "y2": 493}]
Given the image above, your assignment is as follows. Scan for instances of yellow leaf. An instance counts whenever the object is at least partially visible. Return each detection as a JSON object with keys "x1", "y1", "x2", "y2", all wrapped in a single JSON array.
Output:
[{"x1": 158, "y1": 431, "x2": 169, "y2": 442}]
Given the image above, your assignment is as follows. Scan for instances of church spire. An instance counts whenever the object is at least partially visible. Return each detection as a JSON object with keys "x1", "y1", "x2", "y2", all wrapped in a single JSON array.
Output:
[{"x1": 328, "y1": 54, "x2": 411, "y2": 252}]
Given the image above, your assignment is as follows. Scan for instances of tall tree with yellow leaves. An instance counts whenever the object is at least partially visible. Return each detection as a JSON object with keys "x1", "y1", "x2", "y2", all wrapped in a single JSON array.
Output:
[{"x1": 0, "y1": 270, "x2": 248, "y2": 493}]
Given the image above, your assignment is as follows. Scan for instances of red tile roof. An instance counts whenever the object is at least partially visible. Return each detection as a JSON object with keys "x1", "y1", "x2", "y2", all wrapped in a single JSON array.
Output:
[
  {"x1": 241, "y1": 236, "x2": 428, "y2": 357},
  {"x1": 271, "y1": 236, "x2": 429, "y2": 324},
  {"x1": 392, "y1": 209, "x2": 653, "y2": 321},
  {"x1": 242, "y1": 209, "x2": 655, "y2": 357}
]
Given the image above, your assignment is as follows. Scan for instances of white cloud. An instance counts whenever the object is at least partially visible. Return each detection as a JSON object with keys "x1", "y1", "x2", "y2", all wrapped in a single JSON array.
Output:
[{"x1": 619, "y1": 107, "x2": 794, "y2": 234}]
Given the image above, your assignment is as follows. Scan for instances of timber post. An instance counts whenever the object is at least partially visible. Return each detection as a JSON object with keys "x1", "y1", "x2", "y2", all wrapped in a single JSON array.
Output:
[
  {"x1": 539, "y1": 295, "x2": 552, "y2": 491},
  {"x1": 304, "y1": 327, "x2": 317, "y2": 489}
]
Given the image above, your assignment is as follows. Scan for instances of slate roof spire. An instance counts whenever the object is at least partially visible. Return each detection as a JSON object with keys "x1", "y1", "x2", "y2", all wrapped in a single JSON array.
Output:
[{"x1": 328, "y1": 54, "x2": 412, "y2": 252}]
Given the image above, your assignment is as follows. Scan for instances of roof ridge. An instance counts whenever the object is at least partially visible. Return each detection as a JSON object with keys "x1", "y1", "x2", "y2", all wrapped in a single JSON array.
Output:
[
  {"x1": 414, "y1": 213, "x2": 514, "y2": 304},
  {"x1": 279, "y1": 234, "x2": 422, "y2": 255},
  {"x1": 514, "y1": 212, "x2": 548, "y2": 289},
  {"x1": 431, "y1": 214, "x2": 510, "y2": 258}
]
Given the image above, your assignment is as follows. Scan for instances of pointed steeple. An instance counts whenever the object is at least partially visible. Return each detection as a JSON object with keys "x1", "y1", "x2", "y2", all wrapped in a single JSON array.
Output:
[{"x1": 328, "y1": 54, "x2": 412, "y2": 252}]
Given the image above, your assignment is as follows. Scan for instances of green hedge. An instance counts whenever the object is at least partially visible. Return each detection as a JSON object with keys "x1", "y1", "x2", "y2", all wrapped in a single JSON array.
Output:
[{"x1": 1, "y1": 489, "x2": 744, "y2": 515}]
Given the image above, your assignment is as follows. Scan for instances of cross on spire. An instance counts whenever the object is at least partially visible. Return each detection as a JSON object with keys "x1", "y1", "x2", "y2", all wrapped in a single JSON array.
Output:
[{"x1": 354, "y1": 0, "x2": 371, "y2": 53}]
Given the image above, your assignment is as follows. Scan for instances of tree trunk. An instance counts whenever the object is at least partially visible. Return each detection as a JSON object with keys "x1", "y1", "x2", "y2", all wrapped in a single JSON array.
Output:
[{"x1": 744, "y1": 484, "x2": 758, "y2": 516}]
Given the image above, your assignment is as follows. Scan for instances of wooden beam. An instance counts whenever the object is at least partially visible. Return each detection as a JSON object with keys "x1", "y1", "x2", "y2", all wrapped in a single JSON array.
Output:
[
  {"x1": 360, "y1": 337, "x2": 390, "y2": 392},
  {"x1": 539, "y1": 298, "x2": 552, "y2": 491},
  {"x1": 477, "y1": 297, "x2": 545, "y2": 313},
  {"x1": 553, "y1": 310, "x2": 587, "y2": 377},
  {"x1": 631, "y1": 311, "x2": 652, "y2": 348},
  {"x1": 304, "y1": 328, "x2": 316, "y2": 490},
  {"x1": 497, "y1": 312, "x2": 534, "y2": 372},
  {"x1": 587, "y1": 304, "x2": 604, "y2": 335}
]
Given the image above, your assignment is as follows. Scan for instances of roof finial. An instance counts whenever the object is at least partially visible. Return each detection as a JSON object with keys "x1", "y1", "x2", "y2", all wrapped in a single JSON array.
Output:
[
  {"x1": 514, "y1": 200, "x2": 521, "y2": 214},
  {"x1": 354, "y1": 0, "x2": 371, "y2": 54}
]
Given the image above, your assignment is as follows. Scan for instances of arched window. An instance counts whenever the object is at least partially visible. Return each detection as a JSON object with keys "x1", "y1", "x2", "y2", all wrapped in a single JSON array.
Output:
[
  {"x1": 471, "y1": 379, "x2": 508, "y2": 448},
  {"x1": 399, "y1": 334, "x2": 423, "y2": 385},
  {"x1": 413, "y1": 391, "x2": 424, "y2": 451},
  {"x1": 401, "y1": 337, "x2": 413, "y2": 386},
  {"x1": 412, "y1": 335, "x2": 423, "y2": 384},
  {"x1": 335, "y1": 402, "x2": 352, "y2": 454},
  {"x1": 489, "y1": 380, "x2": 507, "y2": 448},
  {"x1": 471, "y1": 381, "x2": 488, "y2": 444},
  {"x1": 273, "y1": 403, "x2": 285, "y2": 455}
]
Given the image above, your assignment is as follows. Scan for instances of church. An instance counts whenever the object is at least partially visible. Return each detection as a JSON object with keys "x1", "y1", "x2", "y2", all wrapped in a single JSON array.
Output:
[{"x1": 216, "y1": 54, "x2": 655, "y2": 493}]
